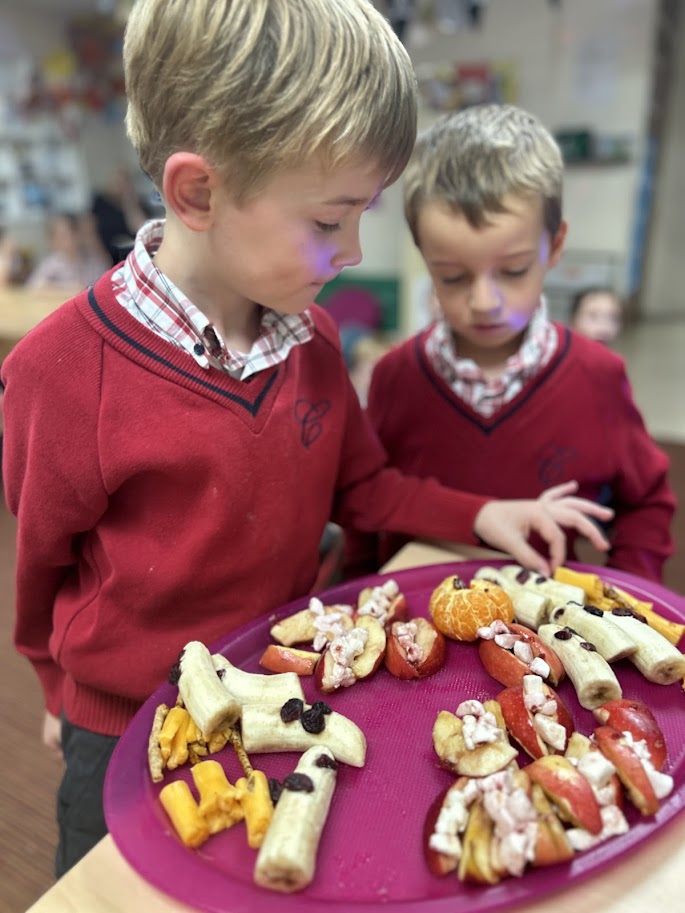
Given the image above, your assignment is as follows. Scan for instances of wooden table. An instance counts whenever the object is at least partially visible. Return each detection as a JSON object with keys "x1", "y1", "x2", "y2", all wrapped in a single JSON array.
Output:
[
  {"x1": 26, "y1": 542, "x2": 685, "y2": 913},
  {"x1": 0, "y1": 287, "x2": 75, "y2": 361}
]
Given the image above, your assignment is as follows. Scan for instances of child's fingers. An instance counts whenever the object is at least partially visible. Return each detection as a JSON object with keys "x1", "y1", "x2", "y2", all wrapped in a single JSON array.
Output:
[{"x1": 538, "y1": 480, "x2": 579, "y2": 502}]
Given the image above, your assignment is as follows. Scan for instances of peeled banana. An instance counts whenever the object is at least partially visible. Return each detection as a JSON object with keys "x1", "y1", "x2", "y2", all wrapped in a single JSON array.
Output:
[
  {"x1": 549, "y1": 603, "x2": 637, "y2": 664},
  {"x1": 178, "y1": 641, "x2": 241, "y2": 741},
  {"x1": 537, "y1": 623, "x2": 622, "y2": 710},
  {"x1": 601, "y1": 611, "x2": 685, "y2": 684},
  {"x1": 211, "y1": 653, "x2": 305, "y2": 706}
]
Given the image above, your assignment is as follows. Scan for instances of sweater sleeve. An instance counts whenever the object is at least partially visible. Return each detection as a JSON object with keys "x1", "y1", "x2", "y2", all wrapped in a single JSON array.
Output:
[
  {"x1": 1, "y1": 313, "x2": 109, "y2": 715},
  {"x1": 600, "y1": 360, "x2": 675, "y2": 581},
  {"x1": 331, "y1": 370, "x2": 489, "y2": 544}
]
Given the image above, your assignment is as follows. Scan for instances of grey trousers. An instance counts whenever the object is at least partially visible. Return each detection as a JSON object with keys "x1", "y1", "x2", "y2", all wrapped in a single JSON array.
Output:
[{"x1": 56, "y1": 717, "x2": 119, "y2": 878}]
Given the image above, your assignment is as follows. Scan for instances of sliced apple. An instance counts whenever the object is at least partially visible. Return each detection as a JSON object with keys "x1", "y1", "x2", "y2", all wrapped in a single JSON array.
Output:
[
  {"x1": 432, "y1": 711, "x2": 467, "y2": 772},
  {"x1": 458, "y1": 799, "x2": 501, "y2": 885},
  {"x1": 269, "y1": 604, "x2": 354, "y2": 647},
  {"x1": 384, "y1": 618, "x2": 446, "y2": 680},
  {"x1": 526, "y1": 755, "x2": 603, "y2": 835},
  {"x1": 349, "y1": 616, "x2": 387, "y2": 681},
  {"x1": 497, "y1": 681, "x2": 574, "y2": 759},
  {"x1": 593, "y1": 726, "x2": 660, "y2": 816},
  {"x1": 423, "y1": 778, "x2": 472, "y2": 877},
  {"x1": 529, "y1": 783, "x2": 575, "y2": 866},
  {"x1": 431, "y1": 707, "x2": 517, "y2": 777},
  {"x1": 258, "y1": 644, "x2": 319, "y2": 676},
  {"x1": 593, "y1": 699, "x2": 667, "y2": 770},
  {"x1": 564, "y1": 732, "x2": 624, "y2": 810},
  {"x1": 356, "y1": 583, "x2": 408, "y2": 628},
  {"x1": 478, "y1": 622, "x2": 565, "y2": 689}
]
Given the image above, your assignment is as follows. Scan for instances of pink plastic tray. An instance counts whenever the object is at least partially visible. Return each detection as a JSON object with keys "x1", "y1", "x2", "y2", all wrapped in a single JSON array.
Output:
[{"x1": 104, "y1": 561, "x2": 685, "y2": 913}]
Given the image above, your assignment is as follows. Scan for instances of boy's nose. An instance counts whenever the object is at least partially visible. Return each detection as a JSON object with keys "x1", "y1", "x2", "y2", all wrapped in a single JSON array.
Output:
[
  {"x1": 470, "y1": 276, "x2": 502, "y2": 313},
  {"x1": 331, "y1": 232, "x2": 362, "y2": 269}
]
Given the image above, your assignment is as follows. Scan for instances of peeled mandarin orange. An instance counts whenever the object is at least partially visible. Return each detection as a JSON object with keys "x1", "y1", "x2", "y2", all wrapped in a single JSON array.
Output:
[{"x1": 429, "y1": 576, "x2": 514, "y2": 642}]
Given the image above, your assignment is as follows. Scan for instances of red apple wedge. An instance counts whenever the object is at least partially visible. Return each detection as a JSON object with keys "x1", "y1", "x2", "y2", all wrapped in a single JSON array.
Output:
[
  {"x1": 269, "y1": 604, "x2": 353, "y2": 647},
  {"x1": 565, "y1": 732, "x2": 623, "y2": 809},
  {"x1": 458, "y1": 799, "x2": 501, "y2": 885},
  {"x1": 350, "y1": 616, "x2": 387, "y2": 680},
  {"x1": 593, "y1": 699, "x2": 667, "y2": 770},
  {"x1": 529, "y1": 782, "x2": 575, "y2": 866},
  {"x1": 479, "y1": 623, "x2": 565, "y2": 688},
  {"x1": 385, "y1": 618, "x2": 446, "y2": 680},
  {"x1": 314, "y1": 617, "x2": 386, "y2": 693},
  {"x1": 497, "y1": 681, "x2": 574, "y2": 759},
  {"x1": 593, "y1": 726, "x2": 660, "y2": 816},
  {"x1": 526, "y1": 755, "x2": 603, "y2": 835},
  {"x1": 258, "y1": 644, "x2": 320, "y2": 675},
  {"x1": 356, "y1": 585, "x2": 408, "y2": 628},
  {"x1": 423, "y1": 778, "x2": 471, "y2": 876},
  {"x1": 432, "y1": 705, "x2": 518, "y2": 777}
]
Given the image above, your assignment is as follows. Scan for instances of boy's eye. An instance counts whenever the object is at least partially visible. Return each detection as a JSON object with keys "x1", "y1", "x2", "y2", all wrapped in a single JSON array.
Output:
[
  {"x1": 315, "y1": 221, "x2": 340, "y2": 233},
  {"x1": 501, "y1": 267, "x2": 530, "y2": 278},
  {"x1": 441, "y1": 275, "x2": 468, "y2": 285}
]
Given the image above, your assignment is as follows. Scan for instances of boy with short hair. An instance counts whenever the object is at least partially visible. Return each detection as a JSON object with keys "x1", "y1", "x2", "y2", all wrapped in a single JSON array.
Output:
[
  {"x1": 346, "y1": 103, "x2": 674, "y2": 583},
  {"x1": 570, "y1": 286, "x2": 623, "y2": 346},
  {"x1": 1, "y1": 6, "x2": 611, "y2": 876}
]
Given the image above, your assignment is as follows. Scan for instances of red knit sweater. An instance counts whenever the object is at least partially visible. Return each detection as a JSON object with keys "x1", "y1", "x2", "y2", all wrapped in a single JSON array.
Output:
[
  {"x1": 346, "y1": 326, "x2": 675, "y2": 582},
  {"x1": 1, "y1": 271, "x2": 488, "y2": 736}
]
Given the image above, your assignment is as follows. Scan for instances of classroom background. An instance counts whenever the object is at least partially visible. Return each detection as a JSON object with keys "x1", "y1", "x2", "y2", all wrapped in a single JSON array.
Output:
[{"x1": 0, "y1": 2, "x2": 684, "y2": 911}]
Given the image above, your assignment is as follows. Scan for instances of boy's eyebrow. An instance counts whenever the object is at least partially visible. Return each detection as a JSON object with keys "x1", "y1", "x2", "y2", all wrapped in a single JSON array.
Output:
[
  {"x1": 323, "y1": 192, "x2": 381, "y2": 207},
  {"x1": 429, "y1": 248, "x2": 538, "y2": 267}
]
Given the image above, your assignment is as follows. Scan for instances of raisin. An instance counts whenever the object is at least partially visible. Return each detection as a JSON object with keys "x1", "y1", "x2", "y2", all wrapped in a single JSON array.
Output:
[
  {"x1": 611, "y1": 607, "x2": 645, "y2": 621},
  {"x1": 268, "y1": 777, "x2": 281, "y2": 802},
  {"x1": 300, "y1": 707, "x2": 326, "y2": 734},
  {"x1": 535, "y1": 575, "x2": 548, "y2": 585},
  {"x1": 167, "y1": 649, "x2": 184, "y2": 685},
  {"x1": 553, "y1": 607, "x2": 565, "y2": 620},
  {"x1": 554, "y1": 629, "x2": 573, "y2": 640},
  {"x1": 583, "y1": 605, "x2": 603, "y2": 617},
  {"x1": 283, "y1": 773, "x2": 315, "y2": 793},
  {"x1": 315, "y1": 754, "x2": 338, "y2": 770},
  {"x1": 280, "y1": 698, "x2": 304, "y2": 723},
  {"x1": 516, "y1": 569, "x2": 531, "y2": 584},
  {"x1": 311, "y1": 701, "x2": 332, "y2": 715},
  {"x1": 451, "y1": 576, "x2": 467, "y2": 590},
  {"x1": 580, "y1": 641, "x2": 597, "y2": 652}
]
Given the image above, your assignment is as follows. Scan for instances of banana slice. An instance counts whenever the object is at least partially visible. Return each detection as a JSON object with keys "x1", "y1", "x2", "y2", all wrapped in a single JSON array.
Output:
[
  {"x1": 602, "y1": 610, "x2": 685, "y2": 684},
  {"x1": 211, "y1": 654, "x2": 305, "y2": 706},
  {"x1": 500, "y1": 566, "x2": 585, "y2": 611},
  {"x1": 473, "y1": 566, "x2": 550, "y2": 629},
  {"x1": 241, "y1": 703, "x2": 366, "y2": 767},
  {"x1": 549, "y1": 603, "x2": 638, "y2": 663},
  {"x1": 254, "y1": 746, "x2": 338, "y2": 892},
  {"x1": 178, "y1": 641, "x2": 241, "y2": 740},
  {"x1": 537, "y1": 623, "x2": 622, "y2": 710}
]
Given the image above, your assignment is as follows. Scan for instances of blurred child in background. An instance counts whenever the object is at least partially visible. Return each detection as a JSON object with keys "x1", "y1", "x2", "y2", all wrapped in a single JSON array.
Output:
[
  {"x1": 570, "y1": 286, "x2": 623, "y2": 346},
  {"x1": 26, "y1": 212, "x2": 109, "y2": 291},
  {"x1": 345, "y1": 103, "x2": 674, "y2": 583}
]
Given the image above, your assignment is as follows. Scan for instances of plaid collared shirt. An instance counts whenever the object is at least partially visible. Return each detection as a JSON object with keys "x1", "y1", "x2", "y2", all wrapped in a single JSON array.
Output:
[
  {"x1": 425, "y1": 302, "x2": 558, "y2": 418},
  {"x1": 111, "y1": 220, "x2": 314, "y2": 380}
]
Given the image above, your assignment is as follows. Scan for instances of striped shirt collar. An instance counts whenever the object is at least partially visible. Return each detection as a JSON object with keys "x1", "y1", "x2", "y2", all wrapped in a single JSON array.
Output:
[
  {"x1": 111, "y1": 219, "x2": 314, "y2": 380},
  {"x1": 425, "y1": 301, "x2": 558, "y2": 418}
]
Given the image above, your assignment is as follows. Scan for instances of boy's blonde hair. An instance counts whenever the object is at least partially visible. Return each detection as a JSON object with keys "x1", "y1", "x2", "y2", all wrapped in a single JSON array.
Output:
[
  {"x1": 124, "y1": 0, "x2": 417, "y2": 200},
  {"x1": 404, "y1": 104, "x2": 563, "y2": 245}
]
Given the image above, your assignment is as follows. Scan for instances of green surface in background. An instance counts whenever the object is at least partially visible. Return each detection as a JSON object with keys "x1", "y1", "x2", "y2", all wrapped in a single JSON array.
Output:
[{"x1": 316, "y1": 274, "x2": 400, "y2": 331}]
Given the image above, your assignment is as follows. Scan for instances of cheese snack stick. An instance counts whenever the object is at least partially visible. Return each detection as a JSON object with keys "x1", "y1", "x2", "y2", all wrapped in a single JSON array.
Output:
[{"x1": 254, "y1": 746, "x2": 338, "y2": 892}]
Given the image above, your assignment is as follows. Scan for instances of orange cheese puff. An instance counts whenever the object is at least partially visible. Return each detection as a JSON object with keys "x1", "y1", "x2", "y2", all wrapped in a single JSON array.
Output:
[
  {"x1": 235, "y1": 770, "x2": 274, "y2": 848},
  {"x1": 159, "y1": 780, "x2": 210, "y2": 848}
]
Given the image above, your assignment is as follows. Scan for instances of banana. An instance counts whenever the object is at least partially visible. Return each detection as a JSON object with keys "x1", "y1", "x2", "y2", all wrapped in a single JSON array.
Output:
[
  {"x1": 254, "y1": 746, "x2": 338, "y2": 892},
  {"x1": 601, "y1": 610, "x2": 685, "y2": 684},
  {"x1": 211, "y1": 654, "x2": 305, "y2": 706},
  {"x1": 178, "y1": 641, "x2": 241, "y2": 740},
  {"x1": 549, "y1": 603, "x2": 638, "y2": 663},
  {"x1": 473, "y1": 566, "x2": 550, "y2": 629},
  {"x1": 241, "y1": 703, "x2": 366, "y2": 768},
  {"x1": 536, "y1": 623, "x2": 622, "y2": 710},
  {"x1": 500, "y1": 566, "x2": 585, "y2": 611}
]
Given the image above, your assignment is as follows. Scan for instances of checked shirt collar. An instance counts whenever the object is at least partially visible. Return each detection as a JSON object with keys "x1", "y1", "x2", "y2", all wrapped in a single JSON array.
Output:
[
  {"x1": 111, "y1": 220, "x2": 313, "y2": 380},
  {"x1": 425, "y1": 300, "x2": 558, "y2": 419}
]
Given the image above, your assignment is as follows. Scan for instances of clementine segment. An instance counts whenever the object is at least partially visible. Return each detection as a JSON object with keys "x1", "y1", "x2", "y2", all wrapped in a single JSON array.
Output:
[{"x1": 429, "y1": 576, "x2": 514, "y2": 642}]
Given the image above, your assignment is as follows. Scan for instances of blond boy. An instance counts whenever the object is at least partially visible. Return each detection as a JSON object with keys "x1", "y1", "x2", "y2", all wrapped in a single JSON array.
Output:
[
  {"x1": 2, "y1": 8, "x2": 611, "y2": 876},
  {"x1": 347, "y1": 104, "x2": 673, "y2": 581}
]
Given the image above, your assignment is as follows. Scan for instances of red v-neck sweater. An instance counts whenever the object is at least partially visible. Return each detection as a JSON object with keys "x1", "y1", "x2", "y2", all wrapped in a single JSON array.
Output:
[
  {"x1": 1, "y1": 271, "x2": 488, "y2": 735},
  {"x1": 346, "y1": 326, "x2": 674, "y2": 582}
]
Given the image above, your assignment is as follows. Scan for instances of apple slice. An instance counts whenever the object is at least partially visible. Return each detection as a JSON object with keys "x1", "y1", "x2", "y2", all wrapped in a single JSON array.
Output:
[
  {"x1": 529, "y1": 783, "x2": 575, "y2": 866},
  {"x1": 593, "y1": 699, "x2": 667, "y2": 770},
  {"x1": 593, "y1": 726, "x2": 660, "y2": 816},
  {"x1": 269, "y1": 603, "x2": 353, "y2": 647},
  {"x1": 385, "y1": 618, "x2": 446, "y2": 680},
  {"x1": 458, "y1": 799, "x2": 501, "y2": 885},
  {"x1": 356, "y1": 580, "x2": 408, "y2": 628},
  {"x1": 526, "y1": 755, "x2": 603, "y2": 835},
  {"x1": 478, "y1": 622, "x2": 565, "y2": 688},
  {"x1": 258, "y1": 644, "x2": 320, "y2": 676},
  {"x1": 423, "y1": 778, "x2": 473, "y2": 876},
  {"x1": 497, "y1": 679, "x2": 574, "y2": 759},
  {"x1": 349, "y1": 616, "x2": 387, "y2": 681},
  {"x1": 565, "y1": 732, "x2": 623, "y2": 809}
]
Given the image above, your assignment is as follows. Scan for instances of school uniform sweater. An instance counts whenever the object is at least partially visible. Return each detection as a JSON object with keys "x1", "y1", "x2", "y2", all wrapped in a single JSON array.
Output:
[
  {"x1": 1, "y1": 270, "x2": 488, "y2": 736},
  {"x1": 348, "y1": 325, "x2": 674, "y2": 582}
]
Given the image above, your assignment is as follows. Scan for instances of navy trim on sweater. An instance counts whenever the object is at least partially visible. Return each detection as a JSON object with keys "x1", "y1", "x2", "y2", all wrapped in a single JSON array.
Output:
[
  {"x1": 87, "y1": 287, "x2": 278, "y2": 416},
  {"x1": 415, "y1": 327, "x2": 572, "y2": 434}
]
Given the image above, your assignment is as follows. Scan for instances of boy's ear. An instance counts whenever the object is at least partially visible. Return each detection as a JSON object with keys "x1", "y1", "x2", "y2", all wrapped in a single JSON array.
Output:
[
  {"x1": 161, "y1": 152, "x2": 220, "y2": 231},
  {"x1": 547, "y1": 220, "x2": 568, "y2": 268}
]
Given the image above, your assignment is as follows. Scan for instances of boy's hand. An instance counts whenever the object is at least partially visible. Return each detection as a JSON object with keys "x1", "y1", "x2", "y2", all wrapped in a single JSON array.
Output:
[
  {"x1": 42, "y1": 711, "x2": 63, "y2": 762},
  {"x1": 473, "y1": 481, "x2": 613, "y2": 577}
]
